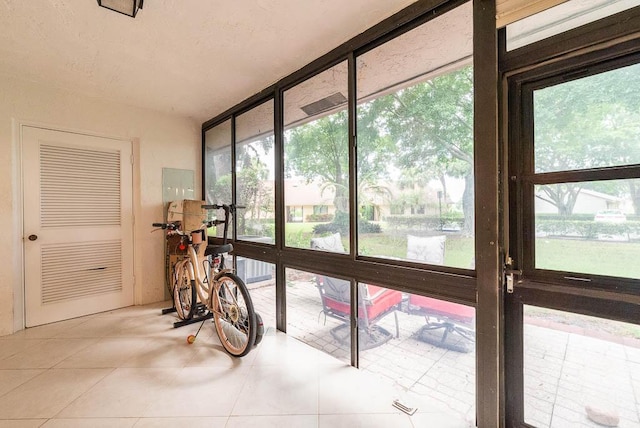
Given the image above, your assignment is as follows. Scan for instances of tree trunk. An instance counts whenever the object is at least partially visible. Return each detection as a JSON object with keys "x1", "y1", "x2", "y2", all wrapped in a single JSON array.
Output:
[
  {"x1": 333, "y1": 182, "x2": 349, "y2": 214},
  {"x1": 629, "y1": 181, "x2": 640, "y2": 216},
  {"x1": 462, "y1": 172, "x2": 474, "y2": 235},
  {"x1": 439, "y1": 174, "x2": 448, "y2": 206}
]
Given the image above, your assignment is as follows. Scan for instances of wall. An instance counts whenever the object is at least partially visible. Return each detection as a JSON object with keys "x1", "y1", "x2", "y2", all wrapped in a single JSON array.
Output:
[{"x1": 0, "y1": 74, "x2": 200, "y2": 335}]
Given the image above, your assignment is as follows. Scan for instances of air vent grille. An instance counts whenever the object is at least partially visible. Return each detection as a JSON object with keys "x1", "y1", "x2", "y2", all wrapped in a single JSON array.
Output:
[
  {"x1": 300, "y1": 92, "x2": 347, "y2": 116},
  {"x1": 41, "y1": 240, "x2": 122, "y2": 304},
  {"x1": 40, "y1": 144, "x2": 121, "y2": 227}
]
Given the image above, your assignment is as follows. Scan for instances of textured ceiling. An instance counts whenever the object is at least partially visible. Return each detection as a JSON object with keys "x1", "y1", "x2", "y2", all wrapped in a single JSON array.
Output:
[{"x1": 0, "y1": 0, "x2": 419, "y2": 124}]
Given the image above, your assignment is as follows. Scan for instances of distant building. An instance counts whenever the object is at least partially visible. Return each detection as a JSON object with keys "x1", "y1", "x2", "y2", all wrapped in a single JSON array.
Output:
[{"x1": 535, "y1": 188, "x2": 626, "y2": 215}]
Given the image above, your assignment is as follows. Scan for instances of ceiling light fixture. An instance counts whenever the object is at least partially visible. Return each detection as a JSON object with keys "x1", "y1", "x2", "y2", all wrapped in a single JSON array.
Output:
[{"x1": 97, "y1": 0, "x2": 144, "y2": 18}]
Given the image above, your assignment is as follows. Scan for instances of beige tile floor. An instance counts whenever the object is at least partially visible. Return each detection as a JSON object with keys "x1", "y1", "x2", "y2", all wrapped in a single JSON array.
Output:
[{"x1": 0, "y1": 301, "x2": 467, "y2": 427}]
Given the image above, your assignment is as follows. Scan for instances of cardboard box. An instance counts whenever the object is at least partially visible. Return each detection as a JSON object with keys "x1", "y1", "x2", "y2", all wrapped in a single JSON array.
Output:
[{"x1": 167, "y1": 200, "x2": 206, "y2": 232}]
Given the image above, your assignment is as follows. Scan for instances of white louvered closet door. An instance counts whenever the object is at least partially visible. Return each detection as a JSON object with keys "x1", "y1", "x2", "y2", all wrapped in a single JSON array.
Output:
[{"x1": 23, "y1": 126, "x2": 134, "y2": 327}]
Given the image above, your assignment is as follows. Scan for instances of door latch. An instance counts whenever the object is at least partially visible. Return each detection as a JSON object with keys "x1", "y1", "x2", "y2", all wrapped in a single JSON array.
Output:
[
  {"x1": 505, "y1": 269, "x2": 522, "y2": 293},
  {"x1": 504, "y1": 255, "x2": 521, "y2": 294}
]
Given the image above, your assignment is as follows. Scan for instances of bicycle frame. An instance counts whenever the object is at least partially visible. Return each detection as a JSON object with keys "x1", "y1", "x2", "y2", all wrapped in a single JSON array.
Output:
[
  {"x1": 172, "y1": 207, "x2": 236, "y2": 314},
  {"x1": 182, "y1": 242, "x2": 218, "y2": 309},
  {"x1": 154, "y1": 203, "x2": 259, "y2": 356}
]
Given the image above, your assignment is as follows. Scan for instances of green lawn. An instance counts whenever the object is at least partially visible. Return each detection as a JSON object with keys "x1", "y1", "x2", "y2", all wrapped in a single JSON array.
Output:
[
  {"x1": 284, "y1": 222, "x2": 324, "y2": 249},
  {"x1": 282, "y1": 222, "x2": 640, "y2": 278},
  {"x1": 536, "y1": 237, "x2": 640, "y2": 279},
  {"x1": 284, "y1": 222, "x2": 475, "y2": 268}
]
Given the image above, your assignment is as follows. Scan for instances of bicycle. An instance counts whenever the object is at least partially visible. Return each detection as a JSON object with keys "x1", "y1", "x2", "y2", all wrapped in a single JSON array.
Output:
[{"x1": 153, "y1": 204, "x2": 262, "y2": 357}]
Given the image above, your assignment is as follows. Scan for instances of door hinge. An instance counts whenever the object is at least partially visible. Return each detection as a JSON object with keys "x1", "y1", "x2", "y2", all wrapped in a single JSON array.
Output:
[
  {"x1": 130, "y1": 154, "x2": 134, "y2": 165},
  {"x1": 504, "y1": 255, "x2": 522, "y2": 294}
]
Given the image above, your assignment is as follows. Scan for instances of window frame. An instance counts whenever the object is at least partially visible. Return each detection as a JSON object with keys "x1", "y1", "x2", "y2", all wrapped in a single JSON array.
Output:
[{"x1": 510, "y1": 51, "x2": 640, "y2": 294}]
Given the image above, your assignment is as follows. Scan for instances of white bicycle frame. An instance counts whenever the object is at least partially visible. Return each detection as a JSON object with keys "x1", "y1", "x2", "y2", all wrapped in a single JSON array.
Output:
[
  {"x1": 176, "y1": 234, "x2": 233, "y2": 312},
  {"x1": 156, "y1": 206, "x2": 258, "y2": 357}
]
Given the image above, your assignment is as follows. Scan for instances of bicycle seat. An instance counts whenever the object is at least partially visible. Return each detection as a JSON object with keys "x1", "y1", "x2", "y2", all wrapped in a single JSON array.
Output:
[{"x1": 205, "y1": 243, "x2": 233, "y2": 256}]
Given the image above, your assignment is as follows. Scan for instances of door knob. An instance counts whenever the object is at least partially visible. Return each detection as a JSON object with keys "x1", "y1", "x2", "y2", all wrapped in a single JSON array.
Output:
[{"x1": 28, "y1": 234, "x2": 38, "y2": 241}]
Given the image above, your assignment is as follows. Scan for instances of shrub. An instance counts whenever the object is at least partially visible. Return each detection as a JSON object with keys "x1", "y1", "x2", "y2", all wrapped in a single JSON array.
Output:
[
  {"x1": 359, "y1": 220, "x2": 382, "y2": 233},
  {"x1": 312, "y1": 211, "x2": 381, "y2": 234},
  {"x1": 535, "y1": 213, "x2": 594, "y2": 222},
  {"x1": 305, "y1": 213, "x2": 334, "y2": 223},
  {"x1": 384, "y1": 215, "x2": 465, "y2": 231},
  {"x1": 535, "y1": 219, "x2": 640, "y2": 239}
]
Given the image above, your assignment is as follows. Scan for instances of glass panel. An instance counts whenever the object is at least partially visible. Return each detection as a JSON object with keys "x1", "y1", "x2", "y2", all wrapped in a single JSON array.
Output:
[
  {"x1": 283, "y1": 61, "x2": 349, "y2": 251},
  {"x1": 204, "y1": 119, "x2": 233, "y2": 238},
  {"x1": 356, "y1": 2, "x2": 474, "y2": 269},
  {"x1": 162, "y1": 168, "x2": 194, "y2": 207},
  {"x1": 507, "y1": 0, "x2": 640, "y2": 51},
  {"x1": 238, "y1": 257, "x2": 275, "y2": 332},
  {"x1": 534, "y1": 62, "x2": 640, "y2": 173},
  {"x1": 357, "y1": 285, "x2": 476, "y2": 424},
  {"x1": 235, "y1": 100, "x2": 275, "y2": 243},
  {"x1": 286, "y1": 268, "x2": 350, "y2": 364},
  {"x1": 535, "y1": 180, "x2": 640, "y2": 279},
  {"x1": 524, "y1": 305, "x2": 640, "y2": 427},
  {"x1": 204, "y1": 120, "x2": 232, "y2": 205}
]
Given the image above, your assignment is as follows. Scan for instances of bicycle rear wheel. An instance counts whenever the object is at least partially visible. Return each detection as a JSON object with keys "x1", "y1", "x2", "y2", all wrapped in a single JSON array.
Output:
[
  {"x1": 173, "y1": 261, "x2": 196, "y2": 320},
  {"x1": 212, "y1": 272, "x2": 257, "y2": 357}
]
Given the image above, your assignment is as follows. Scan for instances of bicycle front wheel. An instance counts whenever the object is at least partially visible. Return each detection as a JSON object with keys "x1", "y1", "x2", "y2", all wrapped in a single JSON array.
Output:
[
  {"x1": 212, "y1": 272, "x2": 257, "y2": 357},
  {"x1": 173, "y1": 261, "x2": 196, "y2": 320}
]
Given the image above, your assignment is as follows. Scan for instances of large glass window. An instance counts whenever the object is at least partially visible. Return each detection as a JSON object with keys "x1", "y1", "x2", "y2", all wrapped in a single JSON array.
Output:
[
  {"x1": 200, "y1": 3, "x2": 482, "y2": 424},
  {"x1": 204, "y1": 119, "x2": 232, "y2": 205},
  {"x1": 535, "y1": 179, "x2": 640, "y2": 279},
  {"x1": 356, "y1": 2, "x2": 474, "y2": 269},
  {"x1": 235, "y1": 100, "x2": 275, "y2": 243},
  {"x1": 238, "y1": 257, "x2": 276, "y2": 332},
  {"x1": 283, "y1": 61, "x2": 350, "y2": 252},
  {"x1": 523, "y1": 305, "x2": 640, "y2": 427},
  {"x1": 286, "y1": 268, "x2": 351, "y2": 365},
  {"x1": 358, "y1": 285, "x2": 476, "y2": 424},
  {"x1": 534, "y1": 62, "x2": 640, "y2": 173},
  {"x1": 530, "y1": 62, "x2": 640, "y2": 281},
  {"x1": 204, "y1": 119, "x2": 233, "y2": 238},
  {"x1": 286, "y1": 266, "x2": 477, "y2": 422}
]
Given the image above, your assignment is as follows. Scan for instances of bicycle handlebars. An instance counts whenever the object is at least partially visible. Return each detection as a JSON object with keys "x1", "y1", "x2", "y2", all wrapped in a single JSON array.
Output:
[
  {"x1": 152, "y1": 221, "x2": 219, "y2": 232},
  {"x1": 153, "y1": 203, "x2": 243, "y2": 243},
  {"x1": 201, "y1": 204, "x2": 246, "y2": 211},
  {"x1": 201, "y1": 204, "x2": 228, "y2": 210},
  {"x1": 151, "y1": 222, "x2": 179, "y2": 230}
]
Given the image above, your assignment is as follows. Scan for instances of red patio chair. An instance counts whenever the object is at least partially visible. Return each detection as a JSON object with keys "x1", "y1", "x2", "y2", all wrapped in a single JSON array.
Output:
[
  {"x1": 311, "y1": 233, "x2": 402, "y2": 350},
  {"x1": 406, "y1": 235, "x2": 476, "y2": 352}
]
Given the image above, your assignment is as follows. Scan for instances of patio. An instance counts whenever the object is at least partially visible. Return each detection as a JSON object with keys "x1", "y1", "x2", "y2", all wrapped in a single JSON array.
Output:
[{"x1": 249, "y1": 276, "x2": 640, "y2": 428}]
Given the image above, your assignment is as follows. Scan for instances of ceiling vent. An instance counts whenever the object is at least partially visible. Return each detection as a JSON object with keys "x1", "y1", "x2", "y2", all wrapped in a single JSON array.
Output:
[
  {"x1": 98, "y1": 0, "x2": 143, "y2": 18},
  {"x1": 300, "y1": 92, "x2": 347, "y2": 117}
]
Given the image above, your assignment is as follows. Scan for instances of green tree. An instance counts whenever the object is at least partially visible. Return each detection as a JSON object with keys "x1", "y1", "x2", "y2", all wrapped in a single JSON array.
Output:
[
  {"x1": 284, "y1": 107, "x2": 395, "y2": 219},
  {"x1": 285, "y1": 111, "x2": 349, "y2": 212},
  {"x1": 376, "y1": 65, "x2": 475, "y2": 233},
  {"x1": 285, "y1": 67, "x2": 475, "y2": 234},
  {"x1": 534, "y1": 63, "x2": 640, "y2": 215},
  {"x1": 236, "y1": 136, "x2": 274, "y2": 235},
  {"x1": 205, "y1": 146, "x2": 232, "y2": 205}
]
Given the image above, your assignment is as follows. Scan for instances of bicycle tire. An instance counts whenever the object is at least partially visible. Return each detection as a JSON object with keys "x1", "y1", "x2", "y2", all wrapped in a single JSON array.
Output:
[
  {"x1": 173, "y1": 261, "x2": 196, "y2": 320},
  {"x1": 212, "y1": 272, "x2": 257, "y2": 357},
  {"x1": 253, "y1": 312, "x2": 264, "y2": 348}
]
